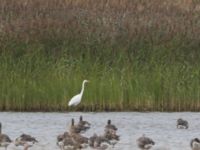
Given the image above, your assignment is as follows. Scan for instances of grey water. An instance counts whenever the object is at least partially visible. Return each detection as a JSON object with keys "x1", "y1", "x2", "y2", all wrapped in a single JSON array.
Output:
[{"x1": 0, "y1": 112, "x2": 199, "y2": 150}]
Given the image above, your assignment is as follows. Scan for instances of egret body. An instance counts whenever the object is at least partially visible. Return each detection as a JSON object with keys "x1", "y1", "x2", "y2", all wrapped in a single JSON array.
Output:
[{"x1": 68, "y1": 80, "x2": 89, "y2": 107}]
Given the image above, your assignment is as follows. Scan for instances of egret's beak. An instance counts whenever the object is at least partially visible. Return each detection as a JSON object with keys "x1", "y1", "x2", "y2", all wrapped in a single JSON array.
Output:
[{"x1": 87, "y1": 80, "x2": 90, "y2": 82}]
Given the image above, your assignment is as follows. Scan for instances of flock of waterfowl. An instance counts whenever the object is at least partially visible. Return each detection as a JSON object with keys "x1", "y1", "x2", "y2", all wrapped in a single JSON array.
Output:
[
  {"x1": 0, "y1": 116, "x2": 199, "y2": 150},
  {"x1": 0, "y1": 116, "x2": 119, "y2": 150},
  {"x1": 56, "y1": 116, "x2": 119, "y2": 150},
  {"x1": 0, "y1": 122, "x2": 37, "y2": 150},
  {"x1": 135, "y1": 118, "x2": 200, "y2": 150}
]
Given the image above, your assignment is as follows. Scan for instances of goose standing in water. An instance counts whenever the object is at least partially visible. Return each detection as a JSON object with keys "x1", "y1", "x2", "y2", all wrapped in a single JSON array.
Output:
[
  {"x1": 57, "y1": 132, "x2": 78, "y2": 150},
  {"x1": 61, "y1": 137, "x2": 82, "y2": 150},
  {"x1": 57, "y1": 132, "x2": 70, "y2": 146},
  {"x1": 57, "y1": 131, "x2": 87, "y2": 150},
  {"x1": 15, "y1": 134, "x2": 38, "y2": 149},
  {"x1": 70, "y1": 118, "x2": 82, "y2": 134},
  {"x1": 77, "y1": 116, "x2": 91, "y2": 132},
  {"x1": 104, "y1": 128, "x2": 119, "y2": 146},
  {"x1": 57, "y1": 119, "x2": 89, "y2": 150},
  {"x1": 104, "y1": 128, "x2": 119, "y2": 140},
  {"x1": 191, "y1": 138, "x2": 200, "y2": 150},
  {"x1": 70, "y1": 132, "x2": 88, "y2": 149},
  {"x1": 177, "y1": 118, "x2": 189, "y2": 129},
  {"x1": 69, "y1": 118, "x2": 89, "y2": 148},
  {"x1": 104, "y1": 119, "x2": 119, "y2": 147},
  {"x1": 105, "y1": 120, "x2": 117, "y2": 132},
  {"x1": 89, "y1": 133, "x2": 111, "y2": 150},
  {"x1": 77, "y1": 116, "x2": 91, "y2": 133},
  {"x1": 137, "y1": 135, "x2": 155, "y2": 150},
  {"x1": 0, "y1": 122, "x2": 12, "y2": 150}
]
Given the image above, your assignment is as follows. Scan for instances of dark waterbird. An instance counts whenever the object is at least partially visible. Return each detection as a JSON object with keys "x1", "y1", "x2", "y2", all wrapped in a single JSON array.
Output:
[
  {"x1": 57, "y1": 132, "x2": 70, "y2": 144},
  {"x1": 15, "y1": 133, "x2": 38, "y2": 145},
  {"x1": 137, "y1": 135, "x2": 155, "y2": 150},
  {"x1": 89, "y1": 133, "x2": 111, "y2": 150},
  {"x1": 104, "y1": 128, "x2": 120, "y2": 141},
  {"x1": 177, "y1": 118, "x2": 189, "y2": 129},
  {"x1": 15, "y1": 134, "x2": 38, "y2": 150},
  {"x1": 57, "y1": 132, "x2": 79, "y2": 150},
  {"x1": 70, "y1": 132, "x2": 88, "y2": 149},
  {"x1": 105, "y1": 120, "x2": 118, "y2": 132},
  {"x1": 78, "y1": 116, "x2": 91, "y2": 131},
  {"x1": 70, "y1": 118, "x2": 82, "y2": 134}
]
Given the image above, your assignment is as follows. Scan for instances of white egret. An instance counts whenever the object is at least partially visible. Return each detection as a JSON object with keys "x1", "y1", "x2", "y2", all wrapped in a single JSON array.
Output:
[{"x1": 68, "y1": 80, "x2": 89, "y2": 107}]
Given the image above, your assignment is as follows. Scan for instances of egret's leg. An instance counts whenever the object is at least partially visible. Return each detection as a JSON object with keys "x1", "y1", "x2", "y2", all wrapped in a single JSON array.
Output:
[{"x1": 74, "y1": 105, "x2": 79, "y2": 111}]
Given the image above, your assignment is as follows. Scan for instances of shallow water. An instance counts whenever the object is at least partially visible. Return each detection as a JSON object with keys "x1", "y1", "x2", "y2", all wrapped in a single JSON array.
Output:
[{"x1": 0, "y1": 112, "x2": 199, "y2": 150}]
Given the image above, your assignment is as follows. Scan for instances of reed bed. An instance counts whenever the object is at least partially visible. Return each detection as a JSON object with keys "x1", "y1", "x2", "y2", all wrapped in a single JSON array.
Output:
[{"x1": 0, "y1": 0, "x2": 200, "y2": 111}]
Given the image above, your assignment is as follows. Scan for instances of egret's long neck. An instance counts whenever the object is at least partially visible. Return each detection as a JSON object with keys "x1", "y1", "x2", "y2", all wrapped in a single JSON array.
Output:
[{"x1": 80, "y1": 81, "x2": 86, "y2": 96}]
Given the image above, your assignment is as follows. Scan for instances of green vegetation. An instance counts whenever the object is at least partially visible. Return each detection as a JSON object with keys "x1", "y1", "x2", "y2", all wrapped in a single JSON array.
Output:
[{"x1": 0, "y1": 0, "x2": 200, "y2": 111}]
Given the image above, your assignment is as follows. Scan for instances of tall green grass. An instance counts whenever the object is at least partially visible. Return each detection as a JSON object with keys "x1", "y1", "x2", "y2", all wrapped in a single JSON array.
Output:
[{"x1": 0, "y1": 0, "x2": 200, "y2": 111}]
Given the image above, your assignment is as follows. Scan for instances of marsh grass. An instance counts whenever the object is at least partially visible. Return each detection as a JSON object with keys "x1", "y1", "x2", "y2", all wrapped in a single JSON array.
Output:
[{"x1": 0, "y1": 0, "x2": 200, "y2": 111}]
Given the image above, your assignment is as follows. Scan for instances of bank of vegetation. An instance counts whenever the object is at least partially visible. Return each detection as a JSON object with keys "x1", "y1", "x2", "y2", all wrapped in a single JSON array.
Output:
[{"x1": 0, "y1": 0, "x2": 200, "y2": 111}]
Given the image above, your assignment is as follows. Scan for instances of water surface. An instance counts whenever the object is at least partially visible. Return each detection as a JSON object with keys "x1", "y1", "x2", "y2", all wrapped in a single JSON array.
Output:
[{"x1": 0, "y1": 112, "x2": 198, "y2": 150}]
